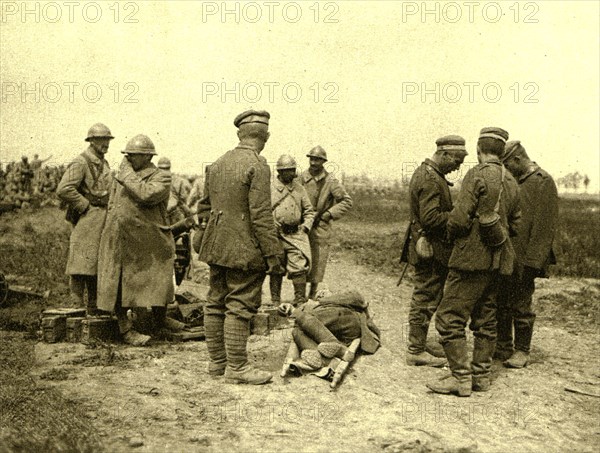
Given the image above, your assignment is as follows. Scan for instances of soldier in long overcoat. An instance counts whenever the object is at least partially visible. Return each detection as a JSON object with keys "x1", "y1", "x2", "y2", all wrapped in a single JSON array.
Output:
[
  {"x1": 496, "y1": 141, "x2": 558, "y2": 367},
  {"x1": 57, "y1": 123, "x2": 113, "y2": 314},
  {"x1": 198, "y1": 110, "x2": 284, "y2": 384},
  {"x1": 97, "y1": 134, "x2": 174, "y2": 346},
  {"x1": 428, "y1": 127, "x2": 521, "y2": 397},
  {"x1": 300, "y1": 146, "x2": 353, "y2": 299},
  {"x1": 405, "y1": 135, "x2": 468, "y2": 367}
]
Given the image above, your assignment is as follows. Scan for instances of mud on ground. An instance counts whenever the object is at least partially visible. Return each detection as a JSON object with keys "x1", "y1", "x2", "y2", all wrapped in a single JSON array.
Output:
[{"x1": 3, "y1": 257, "x2": 596, "y2": 452}]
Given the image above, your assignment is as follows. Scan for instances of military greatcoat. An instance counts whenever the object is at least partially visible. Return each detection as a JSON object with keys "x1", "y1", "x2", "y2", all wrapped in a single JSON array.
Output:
[
  {"x1": 57, "y1": 147, "x2": 112, "y2": 276},
  {"x1": 97, "y1": 162, "x2": 174, "y2": 312},
  {"x1": 300, "y1": 169, "x2": 352, "y2": 283}
]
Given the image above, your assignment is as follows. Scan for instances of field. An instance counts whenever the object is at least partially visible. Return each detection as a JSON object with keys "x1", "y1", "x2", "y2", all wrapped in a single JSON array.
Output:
[{"x1": 0, "y1": 194, "x2": 599, "y2": 452}]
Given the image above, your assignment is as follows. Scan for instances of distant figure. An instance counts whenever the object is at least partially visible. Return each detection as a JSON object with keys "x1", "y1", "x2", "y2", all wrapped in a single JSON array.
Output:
[
  {"x1": 496, "y1": 141, "x2": 559, "y2": 368},
  {"x1": 57, "y1": 123, "x2": 113, "y2": 315},
  {"x1": 300, "y1": 146, "x2": 353, "y2": 299}
]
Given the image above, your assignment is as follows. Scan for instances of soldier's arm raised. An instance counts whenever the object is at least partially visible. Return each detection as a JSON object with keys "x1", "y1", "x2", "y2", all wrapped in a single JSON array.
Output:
[
  {"x1": 418, "y1": 177, "x2": 448, "y2": 233},
  {"x1": 116, "y1": 160, "x2": 171, "y2": 206}
]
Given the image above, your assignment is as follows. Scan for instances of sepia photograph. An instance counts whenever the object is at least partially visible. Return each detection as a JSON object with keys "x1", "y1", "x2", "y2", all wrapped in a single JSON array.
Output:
[{"x1": 0, "y1": 1, "x2": 598, "y2": 452}]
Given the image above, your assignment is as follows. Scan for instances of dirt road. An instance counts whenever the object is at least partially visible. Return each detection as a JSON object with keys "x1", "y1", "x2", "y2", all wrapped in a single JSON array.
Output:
[{"x1": 29, "y1": 251, "x2": 600, "y2": 452}]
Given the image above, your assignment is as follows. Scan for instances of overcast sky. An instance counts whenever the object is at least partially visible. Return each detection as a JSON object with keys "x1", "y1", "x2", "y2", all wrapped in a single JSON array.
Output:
[{"x1": 1, "y1": 1, "x2": 598, "y2": 190}]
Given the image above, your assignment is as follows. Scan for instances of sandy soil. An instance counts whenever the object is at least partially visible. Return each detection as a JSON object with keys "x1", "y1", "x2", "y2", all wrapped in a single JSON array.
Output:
[{"x1": 28, "y1": 248, "x2": 600, "y2": 453}]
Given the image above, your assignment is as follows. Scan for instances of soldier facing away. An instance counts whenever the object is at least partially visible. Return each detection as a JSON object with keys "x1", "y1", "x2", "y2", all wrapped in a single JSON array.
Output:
[
  {"x1": 269, "y1": 154, "x2": 315, "y2": 306},
  {"x1": 405, "y1": 135, "x2": 468, "y2": 367},
  {"x1": 300, "y1": 146, "x2": 353, "y2": 299},
  {"x1": 496, "y1": 140, "x2": 559, "y2": 368},
  {"x1": 197, "y1": 110, "x2": 284, "y2": 385},
  {"x1": 57, "y1": 123, "x2": 113, "y2": 315},
  {"x1": 97, "y1": 134, "x2": 175, "y2": 346},
  {"x1": 427, "y1": 127, "x2": 521, "y2": 397}
]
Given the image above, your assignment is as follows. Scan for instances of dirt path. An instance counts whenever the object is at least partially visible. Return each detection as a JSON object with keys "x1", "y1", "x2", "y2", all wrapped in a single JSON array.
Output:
[{"x1": 31, "y1": 251, "x2": 600, "y2": 453}]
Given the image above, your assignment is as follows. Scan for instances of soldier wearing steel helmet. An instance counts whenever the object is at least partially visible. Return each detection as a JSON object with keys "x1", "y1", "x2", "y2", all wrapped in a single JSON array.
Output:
[
  {"x1": 301, "y1": 146, "x2": 353, "y2": 299},
  {"x1": 157, "y1": 157, "x2": 193, "y2": 225},
  {"x1": 97, "y1": 134, "x2": 175, "y2": 346},
  {"x1": 197, "y1": 110, "x2": 284, "y2": 384},
  {"x1": 57, "y1": 123, "x2": 113, "y2": 315},
  {"x1": 269, "y1": 154, "x2": 315, "y2": 306}
]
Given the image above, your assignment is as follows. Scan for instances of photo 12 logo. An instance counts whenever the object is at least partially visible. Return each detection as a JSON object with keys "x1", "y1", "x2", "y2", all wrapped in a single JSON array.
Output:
[
  {"x1": 1, "y1": 82, "x2": 140, "y2": 104},
  {"x1": 1, "y1": 1, "x2": 140, "y2": 23},
  {"x1": 400, "y1": 2, "x2": 540, "y2": 24},
  {"x1": 401, "y1": 82, "x2": 540, "y2": 104},
  {"x1": 201, "y1": 82, "x2": 339, "y2": 104},
  {"x1": 201, "y1": 1, "x2": 340, "y2": 24}
]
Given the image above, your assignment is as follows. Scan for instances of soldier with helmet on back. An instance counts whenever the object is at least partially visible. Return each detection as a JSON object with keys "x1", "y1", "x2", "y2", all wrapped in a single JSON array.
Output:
[
  {"x1": 269, "y1": 154, "x2": 315, "y2": 306},
  {"x1": 301, "y1": 146, "x2": 353, "y2": 299},
  {"x1": 97, "y1": 134, "x2": 175, "y2": 346},
  {"x1": 57, "y1": 123, "x2": 113, "y2": 315}
]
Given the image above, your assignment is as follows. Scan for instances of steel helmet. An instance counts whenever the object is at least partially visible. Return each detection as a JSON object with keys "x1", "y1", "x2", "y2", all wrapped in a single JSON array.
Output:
[
  {"x1": 122, "y1": 134, "x2": 156, "y2": 155},
  {"x1": 157, "y1": 157, "x2": 171, "y2": 169},
  {"x1": 85, "y1": 123, "x2": 114, "y2": 141},
  {"x1": 306, "y1": 145, "x2": 327, "y2": 161},
  {"x1": 276, "y1": 154, "x2": 297, "y2": 170}
]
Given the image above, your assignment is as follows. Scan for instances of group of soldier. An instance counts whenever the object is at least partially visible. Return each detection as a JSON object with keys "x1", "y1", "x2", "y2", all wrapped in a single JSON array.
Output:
[
  {"x1": 54, "y1": 114, "x2": 558, "y2": 391},
  {"x1": 404, "y1": 128, "x2": 558, "y2": 397},
  {"x1": 0, "y1": 154, "x2": 58, "y2": 210}
]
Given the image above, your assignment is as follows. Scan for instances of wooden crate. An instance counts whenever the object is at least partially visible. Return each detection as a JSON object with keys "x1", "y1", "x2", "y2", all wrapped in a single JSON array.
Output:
[
  {"x1": 66, "y1": 317, "x2": 86, "y2": 343},
  {"x1": 42, "y1": 316, "x2": 66, "y2": 343},
  {"x1": 81, "y1": 317, "x2": 119, "y2": 344}
]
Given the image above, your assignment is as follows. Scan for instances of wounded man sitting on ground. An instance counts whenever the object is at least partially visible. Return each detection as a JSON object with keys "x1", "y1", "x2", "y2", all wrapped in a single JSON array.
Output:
[{"x1": 278, "y1": 290, "x2": 381, "y2": 384}]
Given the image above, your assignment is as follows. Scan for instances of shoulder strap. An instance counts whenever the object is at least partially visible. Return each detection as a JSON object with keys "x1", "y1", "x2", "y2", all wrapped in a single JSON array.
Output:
[
  {"x1": 271, "y1": 189, "x2": 292, "y2": 211},
  {"x1": 79, "y1": 152, "x2": 101, "y2": 189},
  {"x1": 494, "y1": 166, "x2": 505, "y2": 213}
]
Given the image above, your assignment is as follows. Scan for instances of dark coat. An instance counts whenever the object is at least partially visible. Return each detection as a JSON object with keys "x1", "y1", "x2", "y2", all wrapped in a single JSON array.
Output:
[
  {"x1": 97, "y1": 162, "x2": 174, "y2": 311},
  {"x1": 447, "y1": 159, "x2": 521, "y2": 275},
  {"x1": 198, "y1": 144, "x2": 282, "y2": 271},
  {"x1": 512, "y1": 164, "x2": 558, "y2": 276},
  {"x1": 408, "y1": 159, "x2": 454, "y2": 266}
]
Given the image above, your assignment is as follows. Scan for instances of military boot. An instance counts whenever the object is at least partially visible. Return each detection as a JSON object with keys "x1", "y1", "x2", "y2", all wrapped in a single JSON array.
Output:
[
  {"x1": 472, "y1": 337, "x2": 495, "y2": 392},
  {"x1": 204, "y1": 313, "x2": 227, "y2": 377},
  {"x1": 224, "y1": 315, "x2": 272, "y2": 385},
  {"x1": 504, "y1": 350, "x2": 529, "y2": 368},
  {"x1": 269, "y1": 275, "x2": 283, "y2": 306},
  {"x1": 86, "y1": 277, "x2": 101, "y2": 316},
  {"x1": 505, "y1": 319, "x2": 533, "y2": 368},
  {"x1": 426, "y1": 340, "x2": 472, "y2": 397},
  {"x1": 406, "y1": 325, "x2": 447, "y2": 367},
  {"x1": 292, "y1": 277, "x2": 307, "y2": 306}
]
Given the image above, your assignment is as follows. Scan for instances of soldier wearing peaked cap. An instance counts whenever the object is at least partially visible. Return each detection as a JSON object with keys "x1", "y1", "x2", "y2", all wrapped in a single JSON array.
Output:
[
  {"x1": 427, "y1": 127, "x2": 522, "y2": 397},
  {"x1": 97, "y1": 134, "x2": 175, "y2": 346},
  {"x1": 495, "y1": 140, "x2": 558, "y2": 368},
  {"x1": 301, "y1": 145, "x2": 353, "y2": 299},
  {"x1": 197, "y1": 110, "x2": 284, "y2": 385},
  {"x1": 57, "y1": 123, "x2": 113, "y2": 316},
  {"x1": 405, "y1": 135, "x2": 468, "y2": 368}
]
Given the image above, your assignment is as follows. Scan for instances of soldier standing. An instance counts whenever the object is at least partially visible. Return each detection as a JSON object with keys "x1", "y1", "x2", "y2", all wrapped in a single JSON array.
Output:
[
  {"x1": 269, "y1": 154, "x2": 315, "y2": 306},
  {"x1": 496, "y1": 141, "x2": 559, "y2": 367},
  {"x1": 97, "y1": 134, "x2": 175, "y2": 346},
  {"x1": 427, "y1": 127, "x2": 521, "y2": 396},
  {"x1": 197, "y1": 110, "x2": 284, "y2": 384},
  {"x1": 57, "y1": 124, "x2": 113, "y2": 315},
  {"x1": 157, "y1": 157, "x2": 193, "y2": 225},
  {"x1": 301, "y1": 146, "x2": 353, "y2": 299},
  {"x1": 405, "y1": 135, "x2": 467, "y2": 367}
]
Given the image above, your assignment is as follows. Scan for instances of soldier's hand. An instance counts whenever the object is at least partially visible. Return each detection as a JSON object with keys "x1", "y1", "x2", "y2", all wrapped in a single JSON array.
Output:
[
  {"x1": 278, "y1": 303, "x2": 295, "y2": 317},
  {"x1": 265, "y1": 255, "x2": 285, "y2": 275},
  {"x1": 321, "y1": 211, "x2": 332, "y2": 222}
]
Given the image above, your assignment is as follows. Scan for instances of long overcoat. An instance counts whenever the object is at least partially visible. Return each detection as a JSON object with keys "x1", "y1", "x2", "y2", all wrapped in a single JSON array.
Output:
[
  {"x1": 97, "y1": 162, "x2": 175, "y2": 311},
  {"x1": 57, "y1": 147, "x2": 112, "y2": 276}
]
